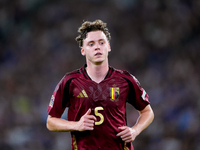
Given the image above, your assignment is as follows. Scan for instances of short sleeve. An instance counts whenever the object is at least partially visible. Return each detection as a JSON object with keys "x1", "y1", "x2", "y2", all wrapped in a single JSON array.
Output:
[
  {"x1": 126, "y1": 75, "x2": 150, "y2": 110},
  {"x1": 47, "y1": 76, "x2": 72, "y2": 118}
]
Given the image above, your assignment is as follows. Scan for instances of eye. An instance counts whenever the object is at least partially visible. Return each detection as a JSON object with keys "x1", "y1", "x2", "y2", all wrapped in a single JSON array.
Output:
[
  {"x1": 88, "y1": 43, "x2": 94, "y2": 46},
  {"x1": 100, "y1": 41, "x2": 104, "y2": 45}
]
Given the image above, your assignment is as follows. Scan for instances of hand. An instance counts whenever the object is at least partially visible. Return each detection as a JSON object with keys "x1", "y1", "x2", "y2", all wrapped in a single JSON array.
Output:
[
  {"x1": 116, "y1": 126, "x2": 138, "y2": 143},
  {"x1": 75, "y1": 109, "x2": 96, "y2": 131}
]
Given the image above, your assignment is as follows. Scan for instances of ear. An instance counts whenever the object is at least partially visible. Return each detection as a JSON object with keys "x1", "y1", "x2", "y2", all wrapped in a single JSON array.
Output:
[
  {"x1": 108, "y1": 43, "x2": 111, "y2": 52},
  {"x1": 81, "y1": 47, "x2": 85, "y2": 56}
]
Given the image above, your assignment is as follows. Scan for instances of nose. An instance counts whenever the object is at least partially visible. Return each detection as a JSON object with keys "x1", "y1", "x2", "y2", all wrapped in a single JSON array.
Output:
[{"x1": 95, "y1": 43, "x2": 100, "y2": 50}]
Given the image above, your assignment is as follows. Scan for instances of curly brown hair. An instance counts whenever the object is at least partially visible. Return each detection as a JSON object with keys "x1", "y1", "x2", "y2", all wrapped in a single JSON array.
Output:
[{"x1": 75, "y1": 20, "x2": 111, "y2": 47}]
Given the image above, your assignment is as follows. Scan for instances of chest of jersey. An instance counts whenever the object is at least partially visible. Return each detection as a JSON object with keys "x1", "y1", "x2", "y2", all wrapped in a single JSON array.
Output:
[
  {"x1": 70, "y1": 77, "x2": 129, "y2": 108},
  {"x1": 67, "y1": 77, "x2": 130, "y2": 123}
]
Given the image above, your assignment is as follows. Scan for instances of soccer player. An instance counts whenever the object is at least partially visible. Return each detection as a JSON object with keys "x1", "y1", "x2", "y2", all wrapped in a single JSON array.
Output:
[{"x1": 46, "y1": 20, "x2": 154, "y2": 150}]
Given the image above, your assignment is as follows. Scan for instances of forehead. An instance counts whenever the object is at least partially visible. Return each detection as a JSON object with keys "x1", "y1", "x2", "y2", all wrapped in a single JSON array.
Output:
[{"x1": 84, "y1": 31, "x2": 107, "y2": 42}]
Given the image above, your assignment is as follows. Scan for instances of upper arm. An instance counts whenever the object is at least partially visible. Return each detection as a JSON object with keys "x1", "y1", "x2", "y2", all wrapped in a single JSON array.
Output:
[
  {"x1": 47, "y1": 78, "x2": 73, "y2": 118},
  {"x1": 138, "y1": 104, "x2": 154, "y2": 117},
  {"x1": 124, "y1": 76, "x2": 150, "y2": 110}
]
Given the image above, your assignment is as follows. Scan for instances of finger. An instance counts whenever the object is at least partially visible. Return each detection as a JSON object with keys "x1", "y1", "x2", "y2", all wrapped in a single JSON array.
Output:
[
  {"x1": 117, "y1": 130, "x2": 129, "y2": 137},
  {"x1": 122, "y1": 137, "x2": 133, "y2": 143},
  {"x1": 84, "y1": 126, "x2": 94, "y2": 130},
  {"x1": 85, "y1": 114, "x2": 97, "y2": 121},
  {"x1": 84, "y1": 118, "x2": 96, "y2": 124},
  {"x1": 122, "y1": 133, "x2": 135, "y2": 143},
  {"x1": 118, "y1": 130, "x2": 133, "y2": 143},
  {"x1": 116, "y1": 127, "x2": 129, "y2": 136},
  {"x1": 79, "y1": 121, "x2": 95, "y2": 131},
  {"x1": 81, "y1": 125, "x2": 94, "y2": 131},
  {"x1": 120, "y1": 133, "x2": 131, "y2": 139},
  {"x1": 84, "y1": 108, "x2": 91, "y2": 116},
  {"x1": 83, "y1": 122, "x2": 95, "y2": 127},
  {"x1": 83, "y1": 109, "x2": 97, "y2": 120},
  {"x1": 118, "y1": 126, "x2": 126, "y2": 130}
]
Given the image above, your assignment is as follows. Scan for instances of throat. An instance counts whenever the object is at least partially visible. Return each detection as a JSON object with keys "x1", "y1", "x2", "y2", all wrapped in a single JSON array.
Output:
[
  {"x1": 91, "y1": 77, "x2": 105, "y2": 84},
  {"x1": 85, "y1": 65, "x2": 109, "y2": 83}
]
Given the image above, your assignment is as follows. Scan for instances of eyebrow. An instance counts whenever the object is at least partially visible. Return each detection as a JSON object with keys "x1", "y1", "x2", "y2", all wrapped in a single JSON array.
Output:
[{"x1": 87, "y1": 39, "x2": 105, "y2": 43}]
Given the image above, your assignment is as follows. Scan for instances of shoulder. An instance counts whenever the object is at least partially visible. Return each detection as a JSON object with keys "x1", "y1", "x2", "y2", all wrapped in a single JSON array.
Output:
[
  {"x1": 112, "y1": 67, "x2": 132, "y2": 78},
  {"x1": 59, "y1": 67, "x2": 84, "y2": 85},
  {"x1": 55, "y1": 67, "x2": 83, "y2": 88},
  {"x1": 65, "y1": 68, "x2": 82, "y2": 78},
  {"x1": 111, "y1": 67, "x2": 140, "y2": 86}
]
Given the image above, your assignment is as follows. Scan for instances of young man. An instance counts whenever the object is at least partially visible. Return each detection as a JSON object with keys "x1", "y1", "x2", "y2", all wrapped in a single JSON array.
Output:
[{"x1": 46, "y1": 20, "x2": 154, "y2": 150}]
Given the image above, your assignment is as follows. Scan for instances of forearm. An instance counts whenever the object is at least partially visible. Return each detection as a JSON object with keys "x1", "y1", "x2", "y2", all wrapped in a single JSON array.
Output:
[
  {"x1": 132, "y1": 105, "x2": 154, "y2": 136},
  {"x1": 116, "y1": 105, "x2": 154, "y2": 143},
  {"x1": 46, "y1": 115, "x2": 77, "y2": 132},
  {"x1": 47, "y1": 109, "x2": 96, "y2": 132}
]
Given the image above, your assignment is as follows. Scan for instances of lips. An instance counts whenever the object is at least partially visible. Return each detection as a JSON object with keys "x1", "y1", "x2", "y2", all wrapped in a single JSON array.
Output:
[{"x1": 95, "y1": 52, "x2": 102, "y2": 56}]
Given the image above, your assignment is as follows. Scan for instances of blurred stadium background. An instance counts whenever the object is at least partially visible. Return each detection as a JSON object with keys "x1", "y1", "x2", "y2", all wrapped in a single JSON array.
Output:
[{"x1": 0, "y1": 0, "x2": 200, "y2": 150}]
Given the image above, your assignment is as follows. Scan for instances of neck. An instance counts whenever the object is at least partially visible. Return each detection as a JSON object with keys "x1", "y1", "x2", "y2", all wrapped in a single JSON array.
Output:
[{"x1": 86, "y1": 61, "x2": 109, "y2": 83}]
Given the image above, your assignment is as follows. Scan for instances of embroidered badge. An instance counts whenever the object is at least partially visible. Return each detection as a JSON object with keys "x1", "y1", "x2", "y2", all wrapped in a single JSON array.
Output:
[
  {"x1": 49, "y1": 95, "x2": 55, "y2": 107},
  {"x1": 110, "y1": 87, "x2": 119, "y2": 101}
]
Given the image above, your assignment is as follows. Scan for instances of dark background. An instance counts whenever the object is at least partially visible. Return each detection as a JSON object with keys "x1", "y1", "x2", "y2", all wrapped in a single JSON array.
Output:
[{"x1": 0, "y1": 0, "x2": 200, "y2": 150}]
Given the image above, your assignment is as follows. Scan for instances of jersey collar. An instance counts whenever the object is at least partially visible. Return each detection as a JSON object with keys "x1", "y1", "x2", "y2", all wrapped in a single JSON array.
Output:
[{"x1": 81, "y1": 64, "x2": 113, "y2": 80}]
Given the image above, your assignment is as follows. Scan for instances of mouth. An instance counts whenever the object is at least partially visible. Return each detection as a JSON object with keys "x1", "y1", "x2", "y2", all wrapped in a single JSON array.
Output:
[{"x1": 95, "y1": 52, "x2": 102, "y2": 56}]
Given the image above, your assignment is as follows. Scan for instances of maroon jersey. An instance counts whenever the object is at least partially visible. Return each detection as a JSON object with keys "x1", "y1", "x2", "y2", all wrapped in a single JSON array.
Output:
[{"x1": 47, "y1": 65, "x2": 150, "y2": 150}]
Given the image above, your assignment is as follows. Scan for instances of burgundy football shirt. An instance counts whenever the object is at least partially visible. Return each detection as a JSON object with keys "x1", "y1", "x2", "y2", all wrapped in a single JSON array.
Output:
[{"x1": 47, "y1": 65, "x2": 150, "y2": 150}]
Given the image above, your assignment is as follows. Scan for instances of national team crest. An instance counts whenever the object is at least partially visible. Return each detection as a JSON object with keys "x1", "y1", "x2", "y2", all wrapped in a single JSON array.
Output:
[{"x1": 110, "y1": 87, "x2": 119, "y2": 101}]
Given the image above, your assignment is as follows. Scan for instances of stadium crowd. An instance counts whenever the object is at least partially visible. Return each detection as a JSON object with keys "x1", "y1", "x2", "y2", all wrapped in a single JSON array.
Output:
[{"x1": 0, "y1": 0, "x2": 200, "y2": 150}]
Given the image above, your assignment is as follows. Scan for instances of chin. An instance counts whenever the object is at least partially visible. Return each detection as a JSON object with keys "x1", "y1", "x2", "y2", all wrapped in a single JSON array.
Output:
[{"x1": 94, "y1": 60, "x2": 104, "y2": 65}]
